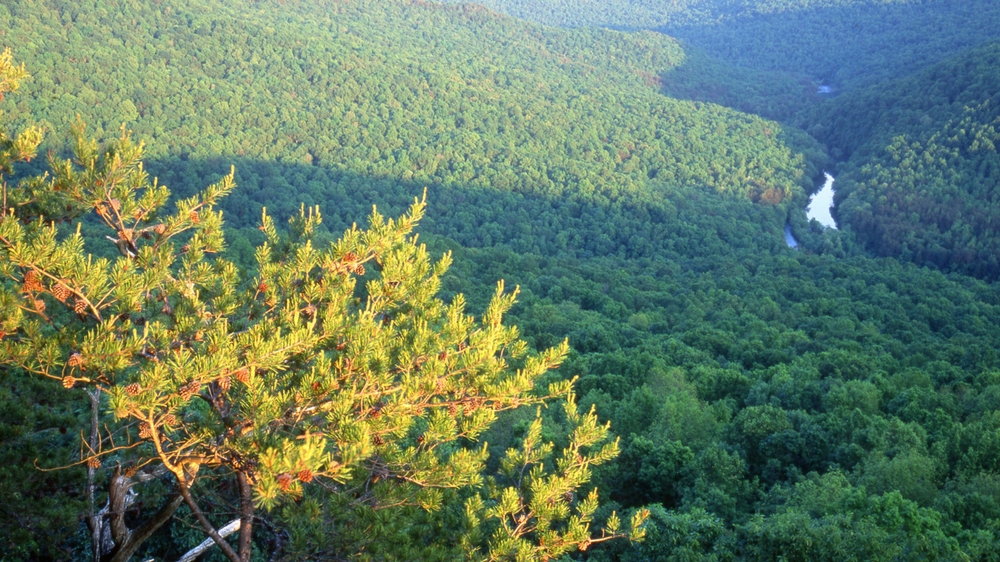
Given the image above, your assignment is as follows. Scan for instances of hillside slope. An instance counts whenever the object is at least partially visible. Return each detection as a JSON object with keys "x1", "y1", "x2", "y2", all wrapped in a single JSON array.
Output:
[
  {"x1": 444, "y1": 0, "x2": 1000, "y2": 91},
  {"x1": 811, "y1": 42, "x2": 1000, "y2": 279},
  {"x1": 0, "y1": 0, "x2": 815, "y2": 224}
]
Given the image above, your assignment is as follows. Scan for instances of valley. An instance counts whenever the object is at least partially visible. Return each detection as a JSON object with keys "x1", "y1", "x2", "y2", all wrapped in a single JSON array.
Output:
[{"x1": 2, "y1": 0, "x2": 1000, "y2": 560}]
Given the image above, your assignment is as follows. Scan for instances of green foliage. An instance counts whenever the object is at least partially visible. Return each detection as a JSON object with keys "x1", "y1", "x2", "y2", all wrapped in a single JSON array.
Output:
[
  {"x1": 814, "y1": 41, "x2": 1000, "y2": 279},
  {"x1": 0, "y1": 55, "x2": 636, "y2": 561},
  {"x1": 0, "y1": 0, "x2": 815, "y2": 216},
  {"x1": 454, "y1": 0, "x2": 1000, "y2": 94},
  {"x1": 5, "y1": 0, "x2": 1000, "y2": 559}
]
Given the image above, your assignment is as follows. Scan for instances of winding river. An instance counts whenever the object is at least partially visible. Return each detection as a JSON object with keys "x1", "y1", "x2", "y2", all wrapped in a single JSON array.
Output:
[{"x1": 786, "y1": 172, "x2": 836, "y2": 248}]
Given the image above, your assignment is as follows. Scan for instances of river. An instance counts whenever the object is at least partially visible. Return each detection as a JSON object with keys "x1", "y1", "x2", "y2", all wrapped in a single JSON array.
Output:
[{"x1": 786, "y1": 172, "x2": 836, "y2": 248}]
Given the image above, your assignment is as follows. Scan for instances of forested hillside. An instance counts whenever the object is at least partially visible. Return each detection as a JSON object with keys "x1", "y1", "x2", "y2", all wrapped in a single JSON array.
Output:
[
  {"x1": 452, "y1": 0, "x2": 1000, "y2": 92},
  {"x1": 810, "y1": 42, "x2": 1000, "y2": 280},
  {"x1": 3, "y1": 0, "x2": 1000, "y2": 560}
]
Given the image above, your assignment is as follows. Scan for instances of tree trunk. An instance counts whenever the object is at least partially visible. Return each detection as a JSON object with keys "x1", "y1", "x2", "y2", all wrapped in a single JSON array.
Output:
[{"x1": 237, "y1": 472, "x2": 255, "y2": 562}]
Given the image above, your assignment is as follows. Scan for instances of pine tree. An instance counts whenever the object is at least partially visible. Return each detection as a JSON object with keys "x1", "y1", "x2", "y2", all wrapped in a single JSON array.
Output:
[{"x1": 0, "y1": 51, "x2": 645, "y2": 560}]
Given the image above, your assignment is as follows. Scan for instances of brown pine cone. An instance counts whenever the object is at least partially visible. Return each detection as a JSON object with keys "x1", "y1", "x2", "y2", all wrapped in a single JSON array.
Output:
[
  {"x1": 67, "y1": 352, "x2": 84, "y2": 368},
  {"x1": 341, "y1": 251, "x2": 357, "y2": 263},
  {"x1": 109, "y1": 198, "x2": 121, "y2": 211},
  {"x1": 448, "y1": 404, "x2": 458, "y2": 417},
  {"x1": 33, "y1": 298, "x2": 46, "y2": 312},
  {"x1": 234, "y1": 367, "x2": 250, "y2": 384},
  {"x1": 23, "y1": 269, "x2": 39, "y2": 286},
  {"x1": 372, "y1": 434, "x2": 385, "y2": 446},
  {"x1": 218, "y1": 376, "x2": 232, "y2": 392},
  {"x1": 138, "y1": 422, "x2": 152, "y2": 439},
  {"x1": 73, "y1": 298, "x2": 88, "y2": 315},
  {"x1": 189, "y1": 210, "x2": 200, "y2": 224},
  {"x1": 87, "y1": 457, "x2": 101, "y2": 469},
  {"x1": 277, "y1": 473, "x2": 293, "y2": 491},
  {"x1": 179, "y1": 381, "x2": 200, "y2": 400},
  {"x1": 153, "y1": 224, "x2": 167, "y2": 236},
  {"x1": 162, "y1": 414, "x2": 177, "y2": 426},
  {"x1": 52, "y1": 283, "x2": 70, "y2": 302},
  {"x1": 298, "y1": 469, "x2": 314, "y2": 483},
  {"x1": 124, "y1": 383, "x2": 142, "y2": 396},
  {"x1": 354, "y1": 264, "x2": 366, "y2": 276},
  {"x1": 62, "y1": 375, "x2": 76, "y2": 389}
]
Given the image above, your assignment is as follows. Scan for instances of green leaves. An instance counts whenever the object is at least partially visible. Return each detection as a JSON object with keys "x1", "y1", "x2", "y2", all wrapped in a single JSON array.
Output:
[{"x1": 465, "y1": 394, "x2": 647, "y2": 561}]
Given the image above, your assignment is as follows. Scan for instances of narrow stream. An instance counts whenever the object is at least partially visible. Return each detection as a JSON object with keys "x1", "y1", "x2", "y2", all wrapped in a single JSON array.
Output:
[{"x1": 786, "y1": 172, "x2": 836, "y2": 248}]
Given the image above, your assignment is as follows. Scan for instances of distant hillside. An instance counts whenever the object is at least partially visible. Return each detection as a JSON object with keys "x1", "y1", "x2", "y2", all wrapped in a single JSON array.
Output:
[
  {"x1": 0, "y1": 0, "x2": 816, "y2": 242},
  {"x1": 810, "y1": 41, "x2": 1000, "y2": 279},
  {"x1": 445, "y1": 0, "x2": 1000, "y2": 91}
]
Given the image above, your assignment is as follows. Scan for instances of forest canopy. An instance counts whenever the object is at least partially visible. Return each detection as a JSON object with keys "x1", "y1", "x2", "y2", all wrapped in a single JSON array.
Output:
[{"x1": 3, "y1": 0, "x2": 1000, "y2": 559}]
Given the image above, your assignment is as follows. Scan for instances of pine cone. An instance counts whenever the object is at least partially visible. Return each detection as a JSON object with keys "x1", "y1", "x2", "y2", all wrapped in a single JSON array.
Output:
[
  {"x1": 234, "y1": 367, "x2": 250, "y2": 384},
  {"x1": 448, "y1": 404, "x2": 457, "y2": 417},
  {"x1": 67, "y1": 352, "x2": 84, "y2": 368},
  {"x1": 257, "y1": 281, "x2": 268, "y2": 293},
  {"x1": 372, "y1": 434, "x2": 385, "y2": 446},
  {"x1": 124, "y1": 383, "x2": 142, "y2": 396},
  {"x1": 109, "y1": 198, "x2": 121, "y2": 211},
  {"x1": 162, "y1": 413, "x2": 177, "y2": 426},
  {"x1": 218, "y1": 376, "x2": 232, "y2": 392},
  {"x1": 354, "y1": 264, "x2": 365, "y2": 276},
  {"x1": 62, "y1": 375, "x2": 76, "y2": 389},
  {"x1": 33, "y1": 298, "x2": 46, "y2": 313},
  {"x1": 341, "y1": 251, "x2": 357, "y2": 263},
  {"x1": 153, "y1": 224, "x2": 167, "y2": 236},
  {"x1": 22, "y1": 269, "x2": 40, "y2": 289},
  {"x1": 277, "y1": 473, "x2": 293, "y2": 491},
  {"x1": 138, "y1": 422, "x2": 152, "y2": 439},
  {"x1": 298, "y1": 469, "x2": 314, "y2": 483},
  {"x1": 73, "y1": 298, "x2": 88, "y2": 315},
  {"x1": 179, "y1": 381, "x2": 201, "y2": 400},
  {"x1": 189, "y1": 210, "x2": 200, "y2": 224},
  {"x1": 87, "y1": 457, "x2": 101, "y2": 469},
  {"x1": 52, "y1": 283, "x2": 70, "y2": 302}
]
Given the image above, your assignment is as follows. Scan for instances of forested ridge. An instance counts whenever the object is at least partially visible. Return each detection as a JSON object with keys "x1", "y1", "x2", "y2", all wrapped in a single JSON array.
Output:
[
  {"x1": 456, "y1": 0, "x2": 1000, "y2": 92},
  {"x1": 3, "y1": 0, "x2": 1000, "y2": 560},
  {"x1": 811, "y1": 41, "x2": 1000, "y2": 280}
]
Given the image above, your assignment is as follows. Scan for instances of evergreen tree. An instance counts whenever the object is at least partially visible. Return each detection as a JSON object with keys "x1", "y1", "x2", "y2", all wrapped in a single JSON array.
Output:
[{"x1": 0, "y1": 51, "x2": 644, "y2": 561}]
